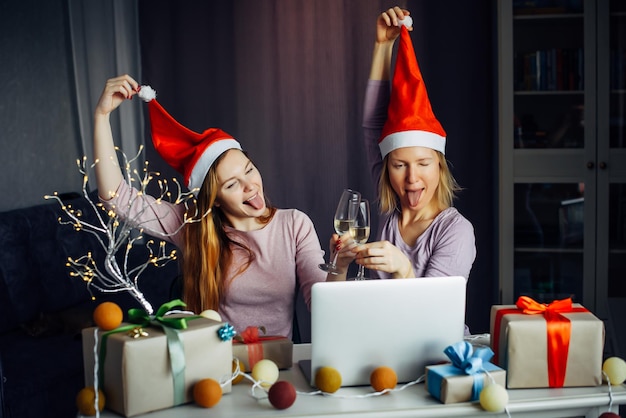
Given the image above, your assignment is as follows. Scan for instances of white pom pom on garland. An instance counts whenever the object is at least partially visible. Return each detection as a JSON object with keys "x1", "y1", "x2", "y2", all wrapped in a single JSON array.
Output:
[
  {"x1": 479, "y1": 382, "x2": 508, "y2": 413},
  {"x1": 137, "y1": 85, "x2": 156, "y2": 102},
  {"x1": 398, "y1": 16, "x2": 413, "y2": 28}
]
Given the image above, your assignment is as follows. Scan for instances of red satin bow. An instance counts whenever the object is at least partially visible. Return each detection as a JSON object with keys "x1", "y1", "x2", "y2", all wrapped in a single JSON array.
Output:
[
  {"x1": 516, "y1": 296, "x2": 574, "y2": 315},
  {"x1": 493, "y1": 296, "x2": 587, "y2": 387},
  {"x1": 239, "y1": 326, "x2": 263, "y2": 343},
  {"x1": 235, "y1": 326, "x2": 284, "y2": 370}
]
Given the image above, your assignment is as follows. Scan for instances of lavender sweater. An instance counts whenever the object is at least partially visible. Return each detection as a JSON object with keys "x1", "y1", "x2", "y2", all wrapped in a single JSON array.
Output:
[
  {"x1": 102, "y1": 182, "x2": 327, "y2": 338},
  {"x1": 363, "y1": 80, "x2": 476, "y2": 280}
]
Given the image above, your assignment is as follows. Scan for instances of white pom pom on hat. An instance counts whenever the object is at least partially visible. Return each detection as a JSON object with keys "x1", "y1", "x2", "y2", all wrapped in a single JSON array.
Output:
[
  {"x1": 138, "y1": 85, "x2": 241, "y2": 194},
  {"x1": 398, "y1": 16, "x2": 413, "y2": 28},
  {"x1": 378, "y1": 25, "x2": 446, "y2": 157},
  {"x1": 137, "y1": 85, "x2": 156, "y2": 102}
]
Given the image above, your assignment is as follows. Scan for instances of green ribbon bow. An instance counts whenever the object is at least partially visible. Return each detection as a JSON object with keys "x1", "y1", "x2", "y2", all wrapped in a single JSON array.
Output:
[{"x1": 97, "y1": 299, "x2": 200, "y2": 406}]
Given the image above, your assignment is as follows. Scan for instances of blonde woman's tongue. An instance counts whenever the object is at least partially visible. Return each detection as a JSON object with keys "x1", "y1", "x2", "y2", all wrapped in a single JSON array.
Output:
[
  {"x1": 407, "y1": 190, "x2": 422, "y2": 207},
  {"x1": 245, "y1": 194, "x2": 265, "y2": 210}
]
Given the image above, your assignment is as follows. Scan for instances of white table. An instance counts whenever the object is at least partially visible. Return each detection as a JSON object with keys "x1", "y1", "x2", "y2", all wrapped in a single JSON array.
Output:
[{"x1": 99, "y1": 344, "x2": 626, "y2": 418}]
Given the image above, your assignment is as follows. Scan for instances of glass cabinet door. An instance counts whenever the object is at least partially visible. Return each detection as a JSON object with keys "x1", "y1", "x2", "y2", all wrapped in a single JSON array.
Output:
[
  {"x1": 605, "y1": 1, "x2": 626, "y2": 302},
  {"x1": 513, "y1": 8, "x2": 585, "y2": 150},
  {"x1": 499, "y1": 1, "x2": 625, "y2": 316},
  {"x1": 510, "y1": 2, "x2": 587, "y2": 305},
  {"x1": 609, "y1": 184, "x2": 626, "y2": 298},
  {"x1": 514, "y1": 182, "x2": 585, "y2": 302}
]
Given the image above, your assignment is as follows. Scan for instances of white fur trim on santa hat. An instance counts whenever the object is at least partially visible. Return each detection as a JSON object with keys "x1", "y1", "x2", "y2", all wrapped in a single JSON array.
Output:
[
  {"x1": 188, "y1": 139, "x2": 242, "y2": 194},
  {"x1": 379, "y1": 130, "x2": 446, "y2": 158}
]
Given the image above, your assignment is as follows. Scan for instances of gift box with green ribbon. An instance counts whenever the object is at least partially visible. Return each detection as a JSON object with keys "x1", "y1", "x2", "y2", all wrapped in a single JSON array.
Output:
[
  {"x1": 82, "y1": 300, "x2": 233, "y2": 417},
  {"x1": 490, "y1": 296, "x2": 604, "y2": 389},
  {"x1": 425, "y1": 341, "x2": 506, "y2": 404},
  {"x1": 232, "y1": 326, "x2": 293, "y2": 372}
]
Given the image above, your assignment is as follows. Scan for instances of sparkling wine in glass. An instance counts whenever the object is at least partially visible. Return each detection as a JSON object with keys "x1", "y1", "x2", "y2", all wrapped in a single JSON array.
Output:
[
  {"x1": 319, "y1": 189, "x2": 361, "y2": 274},
  {"x1": 349, "y1": 199, "x2": 370, "y2": 280}
]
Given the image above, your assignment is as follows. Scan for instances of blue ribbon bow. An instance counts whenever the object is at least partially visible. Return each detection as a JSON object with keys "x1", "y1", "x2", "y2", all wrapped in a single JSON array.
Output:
[
  {"x1": 217, "y1": 323, "x2": 236, "y2": 341},
  {"x1": 443, "y1": 341, "x2": 494, "y2": 401}
]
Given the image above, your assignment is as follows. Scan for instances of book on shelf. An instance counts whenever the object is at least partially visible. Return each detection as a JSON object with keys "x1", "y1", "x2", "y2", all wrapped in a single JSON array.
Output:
[{"x1": 514, "y1": 48, "x2": 583, "y2": 92}]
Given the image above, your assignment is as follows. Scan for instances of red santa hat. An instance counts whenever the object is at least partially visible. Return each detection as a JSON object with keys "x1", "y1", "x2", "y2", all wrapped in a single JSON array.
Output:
[
  {"x1": 379, "y1": 25, "x2": 446, "y2": 157},
  {"x1": 137, "y1": 86, "x2": 241, "y2": 195}
]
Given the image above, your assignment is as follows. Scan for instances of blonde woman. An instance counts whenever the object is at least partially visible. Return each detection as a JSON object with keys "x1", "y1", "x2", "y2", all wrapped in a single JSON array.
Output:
[{"x1": 332, "y1": 7, "x2": 475, "y2": 283}]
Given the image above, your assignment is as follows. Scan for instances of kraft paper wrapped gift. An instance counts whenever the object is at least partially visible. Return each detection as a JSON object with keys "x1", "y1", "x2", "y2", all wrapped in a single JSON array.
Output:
[
  {"x1": 82, "y1": 312, "x2": 233, "y2": 417},
  {"x1": 426, "y1": 341, "x2": 507, "y2": 404},
  {"x1": 232, "y1": 326, "x2": 293, "y2": 372},
  {"x1": 490, "y1": 296, "x2": 604, "y2": 389}
]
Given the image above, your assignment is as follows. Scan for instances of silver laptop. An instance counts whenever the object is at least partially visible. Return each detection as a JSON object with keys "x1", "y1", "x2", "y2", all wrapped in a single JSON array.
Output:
[{"x1": 300, "y1": 276, "x2": 467, "y2": 387}]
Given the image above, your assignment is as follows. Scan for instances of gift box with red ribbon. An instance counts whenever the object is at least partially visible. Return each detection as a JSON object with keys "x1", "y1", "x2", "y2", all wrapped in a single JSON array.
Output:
[
  {"x1": 490, "y1": 296, "x2": 604, "y2": 389},
  {"x1": 82, "y1": 301, "x2": 233, "y2": 417},
  {"x1": 232, "y1": 326, "x2": 293, "y2": 372},
  {"x1": 426, "y1": 341, "x2": 507, "y2": 404}
]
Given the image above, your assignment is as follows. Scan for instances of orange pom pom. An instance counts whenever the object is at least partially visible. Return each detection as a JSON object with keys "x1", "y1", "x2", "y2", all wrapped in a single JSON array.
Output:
[
  {"x1": 370, "y1": 366, "x2": 397, "y2": 392},
  {"x1": 93, "y1": 302, "x2": 123, "y2": 331},
  {"x1": 193, "y1": 378, "x2": 222, "y2": 408}
]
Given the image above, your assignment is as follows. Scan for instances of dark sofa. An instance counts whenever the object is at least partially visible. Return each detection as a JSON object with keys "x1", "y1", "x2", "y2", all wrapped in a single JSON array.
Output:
[{"x1": 0, "y1": 192, "x2": 179, "y2": 418}]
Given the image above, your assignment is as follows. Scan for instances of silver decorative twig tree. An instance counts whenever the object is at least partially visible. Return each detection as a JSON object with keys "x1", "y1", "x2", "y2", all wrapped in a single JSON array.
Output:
[{"x1": 45, "y1": 147, "x2": 207, "y2": 315}]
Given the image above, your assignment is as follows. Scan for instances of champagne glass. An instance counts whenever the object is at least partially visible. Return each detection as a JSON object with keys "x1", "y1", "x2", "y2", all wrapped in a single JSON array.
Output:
[
  {"x1": 349, "y1": 199, "x2": 370, "y2": 280},
  {"x1": 319, "y1": 189, "x2": 361, "y2": 274}
]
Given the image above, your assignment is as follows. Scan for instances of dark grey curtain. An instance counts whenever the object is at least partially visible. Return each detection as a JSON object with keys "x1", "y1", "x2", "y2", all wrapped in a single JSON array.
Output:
[{"x1": 137, "y1": 0, "x2": 496, "y2": 333}]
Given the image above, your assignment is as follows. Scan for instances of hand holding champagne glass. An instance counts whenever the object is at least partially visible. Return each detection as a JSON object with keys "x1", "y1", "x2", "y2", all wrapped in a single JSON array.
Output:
[
  {"x1": 349, "y1": 199, "x2": 370, "y2": 280},
  {"x1": 319, "y1": 189, "x2": 361, "y2": 274}
]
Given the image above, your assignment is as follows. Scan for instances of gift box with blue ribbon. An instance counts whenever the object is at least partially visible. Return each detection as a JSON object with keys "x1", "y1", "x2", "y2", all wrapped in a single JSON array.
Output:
[
  {"x1": 425, "y1": 341, "x2": 506, "y2": 404},
  {"x1": 82, "y1": 300, "x2": 234, "y2": 417}
]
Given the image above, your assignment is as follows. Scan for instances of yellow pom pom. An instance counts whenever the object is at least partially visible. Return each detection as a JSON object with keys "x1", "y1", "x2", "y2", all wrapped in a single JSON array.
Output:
[
  {"x1": 370, "y1": 366, "x2": 397, "y2": 392},
  {"x1": 251, "y1": 359, "x2": 279, "y2": 388},
  {"x1": 315, "y1": 366, "x2": 342, "y2": 393},
  {"x1": 232, "y1": 359, "x2": 245, "y2": 384},
  {"x1": 76, "y1": 386, "x2": 105, "y2": 416},
  {"x1": 603, "y1": 357, "x2": 626, "y2": 385},
  {"x1": 193, "y1": 378, "x2": 222, "y2": 408},
  {"x1": 479, "y1": 383, "x2": 508, "y2": 413}
]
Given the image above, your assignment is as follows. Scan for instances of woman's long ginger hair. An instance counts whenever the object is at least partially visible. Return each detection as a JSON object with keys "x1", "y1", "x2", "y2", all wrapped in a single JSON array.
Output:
[{"x1": 180, "y1": 150, "x2": 275, "y2": 314}]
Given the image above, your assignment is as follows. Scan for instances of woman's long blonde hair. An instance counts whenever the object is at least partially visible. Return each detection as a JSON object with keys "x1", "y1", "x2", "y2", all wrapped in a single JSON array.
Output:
[
  {"x1": 378, "y1": 150, "x2": 461, "y2": 214},
  {"x1": 180, "y1": 151, "x2": 275, "y2": 314}
]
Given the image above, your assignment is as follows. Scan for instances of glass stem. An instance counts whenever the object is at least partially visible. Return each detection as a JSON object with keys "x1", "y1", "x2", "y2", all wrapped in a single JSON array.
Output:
[
  {"x1": 356, "y1": 264, "x2": 365, "y2": 280},
  {"x1": 329, "y1": 251, "x2": 339, "y2": 269}
]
